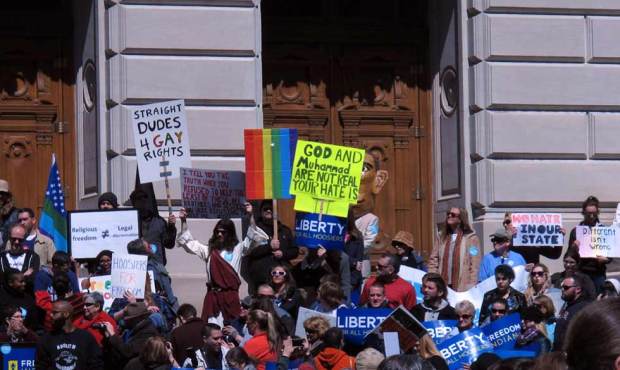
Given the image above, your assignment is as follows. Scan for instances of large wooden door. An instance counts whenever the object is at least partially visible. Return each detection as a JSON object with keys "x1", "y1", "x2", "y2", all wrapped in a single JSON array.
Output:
[
  {"x1": 262, "y1": 0, "x2": 434, "y2": 254},
  {"x1": 0, "y1": 3, "x2": 76, "y2": 213}
]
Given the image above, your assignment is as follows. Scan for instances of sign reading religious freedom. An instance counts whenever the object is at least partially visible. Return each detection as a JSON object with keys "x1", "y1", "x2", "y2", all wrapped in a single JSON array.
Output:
[
  {"x1": 68, "y1": 209, "x2": 140, "y2": 259},
  {"x1": 290, "y1": 140, "x2": 364, "y2": 217},
  {"x1": 481, "y1": 313, "x2": 521, "y2": 350},
  {"x1": 437, "y1": 327, "x2": 494, "y2": 370},
  {"x1": 132, "y1": 100, "x2": 191, "y2": 183},
  {"x1": 180, "y1": 168, "x2": 246, "y2": 219},
  {"x1": 111, "y1": 254, "x2": 148, "y2": 299},
  {"x1": 295, "y1": 212, "x2": 347, "y2": 250},
  {"x1": 577, "y1": 225, "x2": 620, "y2": 257},
  {"x1": 510, "y1": 213, "x2": 563, "y2": 246},
  {"x1": 337, "y1": 308, "x2": 391, "y2": 345}
]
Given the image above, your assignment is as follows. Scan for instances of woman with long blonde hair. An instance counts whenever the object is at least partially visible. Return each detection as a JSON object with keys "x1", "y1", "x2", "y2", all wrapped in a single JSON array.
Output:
[
  {"x1": 428, "y1": 207, "x2": 481, "y2": 291},
  {"x1": 525, "y1": 263, "x2": 551, "y2": 305},
  {"x1": 243, "y1": 309, "x2": 279, "y2": 370}
]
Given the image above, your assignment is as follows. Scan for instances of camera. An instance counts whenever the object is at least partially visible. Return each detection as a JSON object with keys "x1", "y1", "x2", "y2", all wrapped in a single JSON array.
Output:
[
  {"x1": 91, "y1": 322, "x2": 107, "y2": 331},
  {"x1": 223, "y1": 335, "x2": 235, "y2": 344}
]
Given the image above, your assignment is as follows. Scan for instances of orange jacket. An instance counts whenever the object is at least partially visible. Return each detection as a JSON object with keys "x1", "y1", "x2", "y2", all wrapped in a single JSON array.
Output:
[
  {"x1": 315, "y1": 348, "x2": 356, "y2": 370},
  {"x1": 244, "y1": 332, "x2": 277, "y2": 370}
]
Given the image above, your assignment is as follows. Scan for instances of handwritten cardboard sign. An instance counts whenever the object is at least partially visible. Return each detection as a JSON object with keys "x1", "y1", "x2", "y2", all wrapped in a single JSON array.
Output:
[
  {"x1": 111, "y1": 254, "x2": 148, "y2": 299},
  {"x1": 577, "y1": 225, "x2": 620, "y2": 258},
  {"x1": 79, "y1": 275, "x2": 113, "y2": 312},
  {"x1": 180, "y1": 168, "x2": 245, "y2": 219},
  {"x1": 294, "y1": 212, "x2": 346, "y2": 250},
  {"x1": 68, "y1": 209, "x2": 140, "y2": 259},
  {"x1": 132, "y1": 100, "x2": 191, "y2": 183},
  {"x1": 511, "y1": 213, "x2": 563, "y2": 246},
  {"x1": 290, "y1": 140, "x2": 364, "y2": 216}
]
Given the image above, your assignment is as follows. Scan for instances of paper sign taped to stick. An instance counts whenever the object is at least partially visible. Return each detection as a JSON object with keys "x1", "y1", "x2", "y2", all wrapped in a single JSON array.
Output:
[
  {"x1": 80, "y1": 275, "x2": 113, "y2": 312},
  {"x1": 68, "y1": 209, "x2": 140, "y2": 259},
  {"x1": 111, "y1": 254, "x2": 148, "y2": 299},
  {"x1": 577, "y1": 225, "x2": 620, "y2": 257},
  {"x1": 132, "y1": 100, "x2": 191, "y2": 183},
  {"x1": 295, "y1": 212, "x2": 346, "y2": 250},
  {"x1": 295, "y1": 307, "x2": 337, "y2": 338},
  {"x1": 290, "y1": 140, "x2": 364, "y2": 204},
  {"x1": 511, "y1": 213, "x2": 563, "y2": 246},
  {"x1": 294, "y1": 194, "x2": 350, "y2": 218},
  {"x1": 180, "y1": 168, "x2": 246, "y2": 219}
]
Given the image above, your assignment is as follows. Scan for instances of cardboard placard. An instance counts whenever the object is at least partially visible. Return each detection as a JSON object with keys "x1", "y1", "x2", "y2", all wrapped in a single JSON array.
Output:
[
  {"x1": 111, "y1": 254, "x2": 148, "y2": 299},
  {"x1": 290, "y1": 140, "x2": 364, "y2": 216},
  {"x1": 131, "y1": 100, "x2": 191, "y2": 183},
  {"x1": 368, "y1": 306, "x2": 427, "y2": 352},
  {"x1": 336, "y1": 308, "x2": 391, "y2": 345},
  {"x1": 293, "y1": 195, "x2": 350, "y2": 218},
  {"x1": 510, "y1": 213, "x2": 563, "y2": 246},
  {"x1": 577, "y1": 225, "x2": 620, "y2": 257},
  {"x1": 68, "y1": 210, "x2": 140, "y2": 259},
  {"x1": 294, "y1": 212, "x2": 346, "y2": 250},
  {"x1": 180, "y1": 168, "x2": 246, "y2": 219},
  {"x1": 294, "y1": 307, "x2": 337, "y2": 338}
]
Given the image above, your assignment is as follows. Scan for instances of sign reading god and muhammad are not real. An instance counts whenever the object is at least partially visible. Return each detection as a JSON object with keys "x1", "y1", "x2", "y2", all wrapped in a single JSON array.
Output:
[{"x1": 131, "y1": 100, "x2": 191, "y2": 183}]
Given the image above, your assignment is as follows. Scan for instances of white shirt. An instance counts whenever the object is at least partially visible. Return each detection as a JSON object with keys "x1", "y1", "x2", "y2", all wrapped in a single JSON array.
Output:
[{"x1": 7, "y1": 253, "x2": 26, "y2": 270}]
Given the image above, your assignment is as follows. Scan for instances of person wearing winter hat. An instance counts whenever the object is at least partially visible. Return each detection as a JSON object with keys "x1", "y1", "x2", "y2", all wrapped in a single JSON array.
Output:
[
  {"x1": 98, "y1": 192, "x2": 119, "y2": 209},
  {"x1": 514, "y1": 306, "x2": 551, "y2": 355},
  {"x1": 355, "y1": 348, "x2": 384, "y2": 370}
]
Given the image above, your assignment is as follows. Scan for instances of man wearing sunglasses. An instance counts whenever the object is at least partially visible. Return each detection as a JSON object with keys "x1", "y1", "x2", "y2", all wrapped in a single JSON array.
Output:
[
  {"x1": 478, "y1": 265, "x2": 526, "y2": 325},
  {"x1": 478, "y1": 228, "x2": 526, "y2": 281},
  {"x1": 553, "y1": 272, "x2": 591, "y2": 351},
  {"x1": 0, "y1": 224, "x2": 40, "y2": 280}
]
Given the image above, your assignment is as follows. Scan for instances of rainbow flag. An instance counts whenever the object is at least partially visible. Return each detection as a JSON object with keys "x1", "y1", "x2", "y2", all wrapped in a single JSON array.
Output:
[{"x1": 244, "y1": 128, "x2": 297, "y2": 200}]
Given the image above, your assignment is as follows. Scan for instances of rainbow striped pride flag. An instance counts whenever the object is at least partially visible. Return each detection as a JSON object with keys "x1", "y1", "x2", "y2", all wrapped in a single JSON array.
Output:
[{"x1": 244, "y1": 128, "x2": 298, "y2": 200}]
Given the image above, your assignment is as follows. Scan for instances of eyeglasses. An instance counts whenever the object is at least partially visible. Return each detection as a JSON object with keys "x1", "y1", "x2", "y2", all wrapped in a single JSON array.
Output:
[
  {"x1": 492, "y1": 238, "x2": 509, "y2": 244},
  {"x1": 271, "y1": 270, "x2": 286, "y2": 277},
  {"x1": 458, "y1": 314, "x2": 472, "y2": 320},
  {"x1": 561, "y1": 285, "x2": 576, "y2": 290},
  {"x1": 215, "y1": 229, "x2": 228, "y2": 235},
  {"x1": 10, "y1": 314, "x2": 23, "y2": 320},
  {"x1": 531, "y1": 271, "x2": 545, "y2": 277},
  {"x1": 446, "y1": 212, "x2": 460, "y2": 218},
  {"x1": 491, "y1": 309, "x2": 506, "y2": 314},
  {"x1": 262, "y1": 208, "x2": 273, "y2": 213},
  {"x1": 10, "y1": 237, "x2": 24, "y2": 243},
  {"x1": 84, "y1": 302, "x2": 95, "y2": 307}
]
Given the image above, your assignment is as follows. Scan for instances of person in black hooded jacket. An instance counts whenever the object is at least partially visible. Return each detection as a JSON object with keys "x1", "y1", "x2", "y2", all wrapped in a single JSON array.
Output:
[
  {"x1": 245, "y1": 200, "x2": 297, "y2": 295},
  {"x1": 0, "y1": 269, "x2": 40, "y2": 330}
]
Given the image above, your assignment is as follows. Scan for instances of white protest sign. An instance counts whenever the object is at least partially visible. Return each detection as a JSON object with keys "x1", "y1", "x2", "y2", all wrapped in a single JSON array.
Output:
[
  {"x1": 294, "y1": 307, "x2": 337, "y2": 338},
  {"x1": 614, "y1": 204, "x2": 620, "y2": 225},
  {"x1": 79, "y1": 275, "x2": 113, "y2": 312},
  {"x1": 111, "y1": 254, "x2": 148, "y2": 299},
  {"x1": 383, "y1": 332, "x2": 401, "y2": 357},
  {"x1": 578, "y1": 225, "x2": 620, "y2": 257},
  {"x1": 69, "y1": 210, "x2": 140, "y2": 259},
  {"x1": 511, "y1": 213, "x2": 563, "y2": 246},
  {"x1": 132, "y1": 100, "x2": 191, "y2": 183}
]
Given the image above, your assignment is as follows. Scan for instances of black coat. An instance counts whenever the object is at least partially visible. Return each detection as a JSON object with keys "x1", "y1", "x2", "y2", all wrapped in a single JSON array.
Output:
[
  {"x1": 105, "y1": 318, "x2": 160, "y2": 368},
  {"x1": 169, "y1": 317, "x2": 206, "y2": 364},
  {"x1": 246, "y1": 220, "x2": 297, "y2": 292},
  {"x1": 140, "y1": 216, "x2": 177, "y2": 265},
  {"x1": 411, "y1": 301, "x2": 458, "y2": 322},
  {"x1": 344, "y1": 238, "x2": 364, "y2": 290},
  {"x1": 479, "y1": 287, "x2": 527, "y2": 325},
  {"x1": 553, "y1": 295, "x2": 591, "y2": 351},
  {"x1": 0, "y1": 285, "x2": 40, "y2": 330}
]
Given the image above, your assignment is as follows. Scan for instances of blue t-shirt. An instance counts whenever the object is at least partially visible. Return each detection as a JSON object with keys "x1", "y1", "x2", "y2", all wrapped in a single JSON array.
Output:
[{"x1": 479, "y1": 250, "x2": 526, "y2": 281}]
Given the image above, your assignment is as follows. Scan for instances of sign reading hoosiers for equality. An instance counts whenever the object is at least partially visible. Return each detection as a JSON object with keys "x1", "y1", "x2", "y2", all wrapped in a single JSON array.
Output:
[{"x1": 289, "y1": 140, "x2": 364, "y2": 217}]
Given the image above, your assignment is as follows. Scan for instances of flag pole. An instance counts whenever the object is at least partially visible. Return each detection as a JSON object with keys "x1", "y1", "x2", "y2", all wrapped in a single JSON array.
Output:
[{"x1": 273, "y1": 199, "x2": 279, "y2": 241}]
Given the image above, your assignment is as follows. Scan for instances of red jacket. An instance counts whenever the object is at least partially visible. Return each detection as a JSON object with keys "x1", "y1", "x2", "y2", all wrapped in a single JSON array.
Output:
[
  {"x1": 244, "y1": 332, "x2": 277, "y2": 370},
  {"x1": 315, "y1": 348, "x2": 356, "y2": 370},
  {"x1": 36, "y1": 291, "x2": 85, "y2": 332},
  {"x1": 360, "y1": 275, "x2": 416, "y2": 310},
  {"x1": 73, "y1": 310, "x2": 117, "y2": 346}
]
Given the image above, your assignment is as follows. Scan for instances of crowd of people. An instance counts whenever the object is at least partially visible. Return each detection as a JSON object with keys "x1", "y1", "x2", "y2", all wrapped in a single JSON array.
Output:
[{"x1": 2, "y1": 176, "x2": 620, "y2": 370}]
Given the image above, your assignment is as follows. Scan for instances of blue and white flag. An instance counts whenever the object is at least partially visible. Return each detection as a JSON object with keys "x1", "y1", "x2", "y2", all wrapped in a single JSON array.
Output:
[{"x1": 39, "y1": 154, "x2": 67, "y2": 252}]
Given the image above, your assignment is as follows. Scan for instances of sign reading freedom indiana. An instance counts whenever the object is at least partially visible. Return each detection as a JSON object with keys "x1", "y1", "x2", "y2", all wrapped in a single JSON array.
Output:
[{"x1": 290, "y1": 140, "x2": 365, "y2": 217}]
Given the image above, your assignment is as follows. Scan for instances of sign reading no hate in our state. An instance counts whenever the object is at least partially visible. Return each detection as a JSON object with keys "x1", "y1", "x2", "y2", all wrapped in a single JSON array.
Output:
[
  {"x1": 180, "y1": 168, "x2": 246, "y2": 219},
  {"x1": 510, "y1": 213, "x2": 563, "y2": 246},
  {"x1": 68, "y1": 209, "x2": 140, "y2": 259},
  {"x1": 131, "y1": 99, "x2": 191, "y2": 184}
]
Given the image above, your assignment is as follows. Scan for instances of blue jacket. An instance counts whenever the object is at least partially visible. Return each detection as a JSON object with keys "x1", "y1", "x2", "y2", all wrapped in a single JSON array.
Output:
[{"x1": 479, "y1": 250, "x2": 526, "y2": 281}]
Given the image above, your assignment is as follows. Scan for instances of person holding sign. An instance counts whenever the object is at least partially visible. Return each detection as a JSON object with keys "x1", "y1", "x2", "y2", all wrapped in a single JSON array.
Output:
[
  {"x1": 359, "y1": 253, "x2": 416, "y2": 310},
  {"x1": 429, "y1": 208, "x2": 481, "y2": 292},
  {"x1": 446, "y1": 300, "x2": 476, "y2": 339},
  {"x1": 176, "y1": 207, "x2": 271, "y2": 324},
  {"x1": 503, "y1": 212, "x2": 564, "y2": 265},
  {"x1": 514, "y1": 306, "x2": 551, "y2": 355},
  {"x1": 478, "y1": 228, "x2": 526, "y2": 282},
  {"x1": 568, "y1": 195, "x2": 612, "y2": 294},
  {"x1": 246, "y1": 200, "x2": 298, "y2": 295}
]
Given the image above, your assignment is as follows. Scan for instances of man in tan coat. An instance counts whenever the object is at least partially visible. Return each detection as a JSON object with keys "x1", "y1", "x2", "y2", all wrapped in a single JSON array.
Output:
[
  {"x1": 8, "y1": 207, "x2": 56, "y2": 267},
  {"x1": 428, "y1": 207, "x2": 481, "y2": 292}
]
